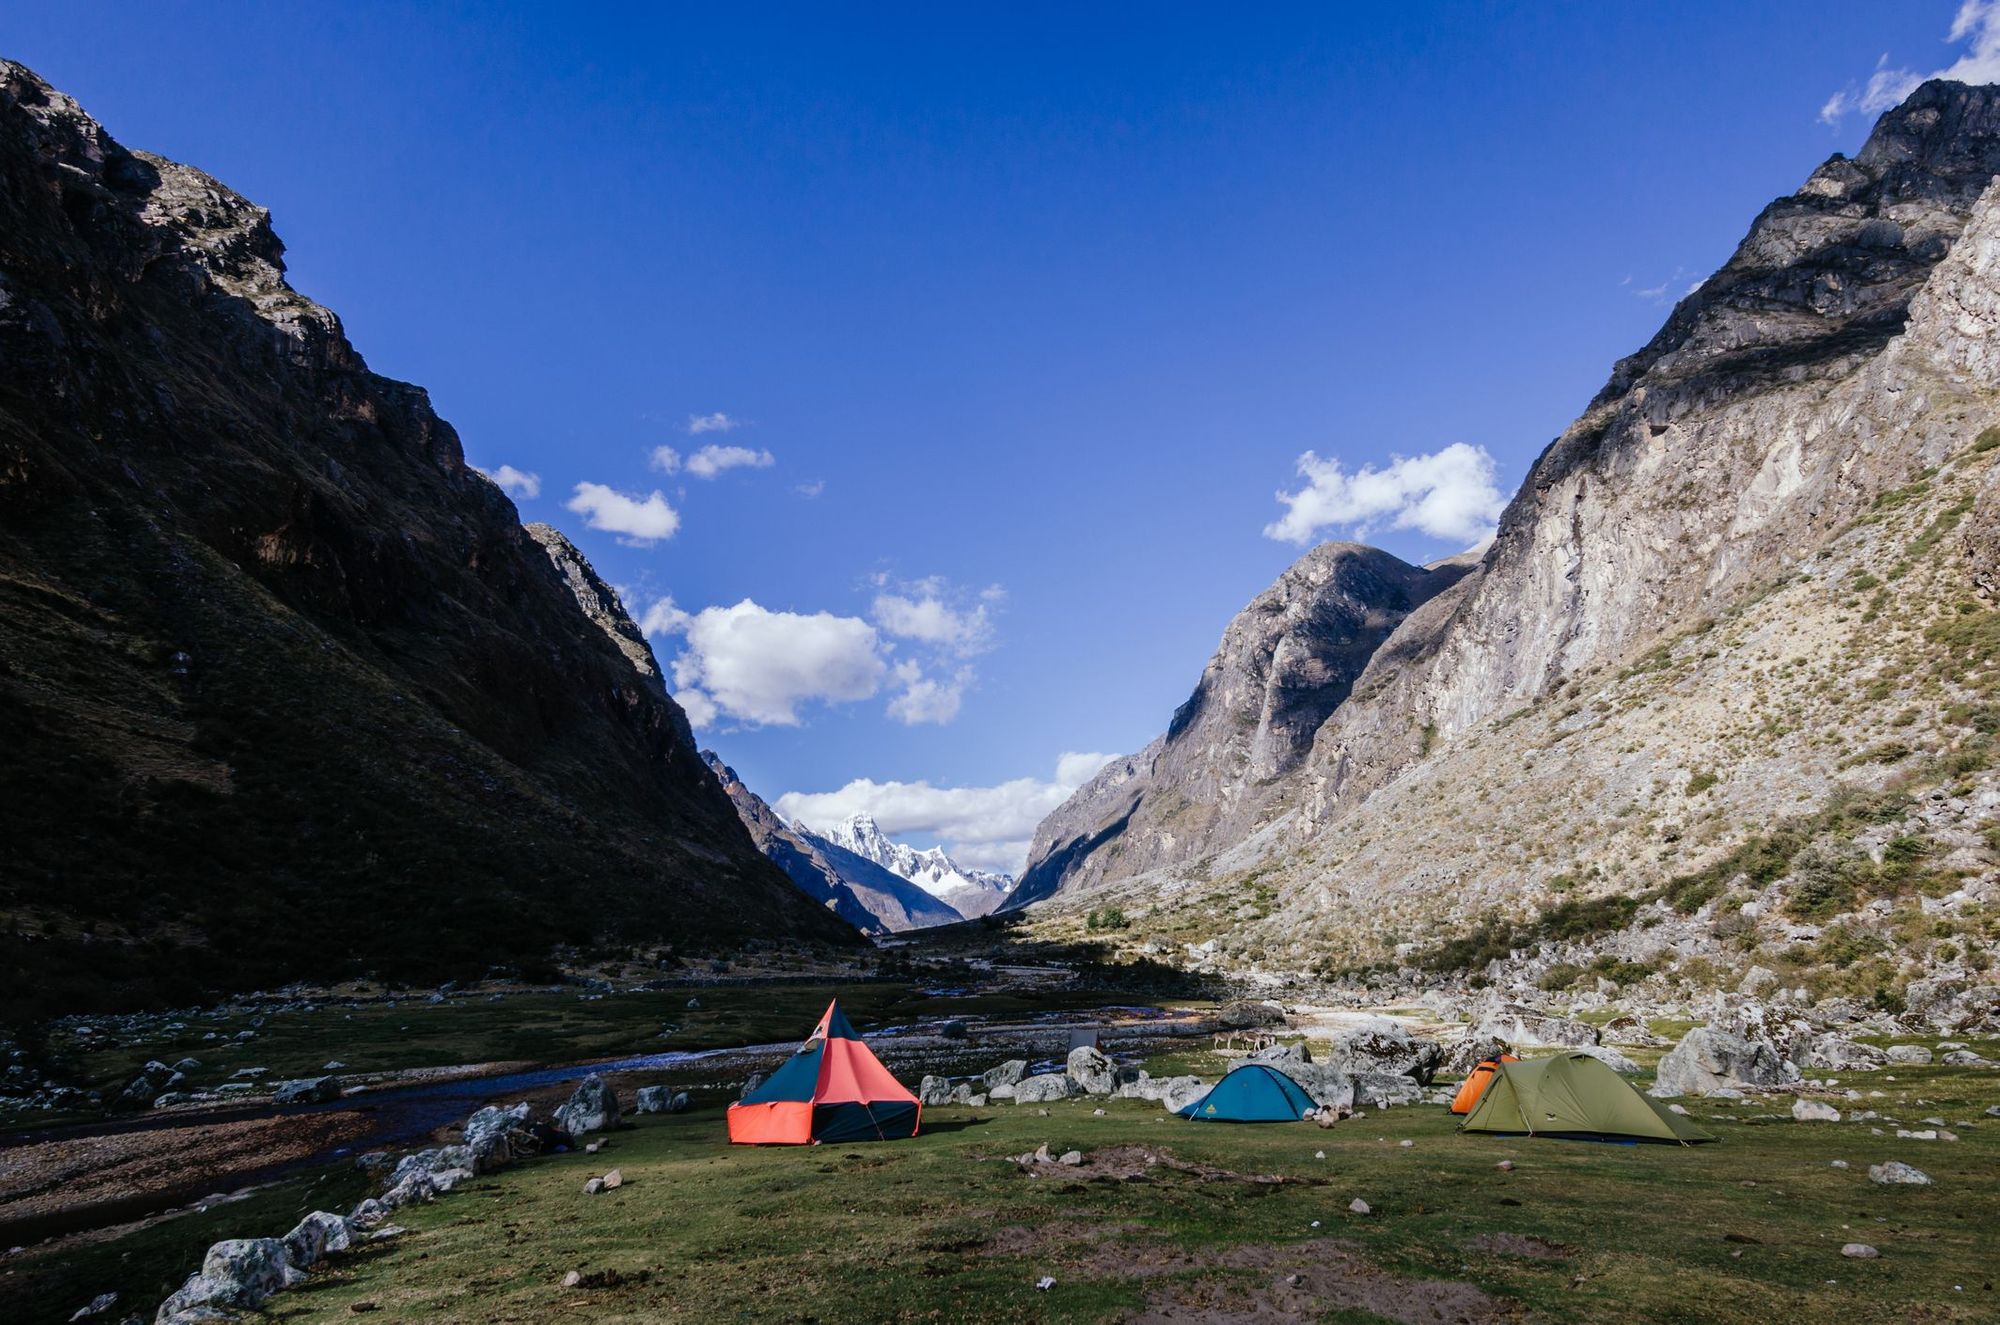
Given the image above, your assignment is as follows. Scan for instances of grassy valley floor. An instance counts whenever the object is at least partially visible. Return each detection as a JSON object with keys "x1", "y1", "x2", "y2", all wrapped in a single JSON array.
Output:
[{"x1": 50, "y1": 1058, "x2": 1993, "y2": 1323}]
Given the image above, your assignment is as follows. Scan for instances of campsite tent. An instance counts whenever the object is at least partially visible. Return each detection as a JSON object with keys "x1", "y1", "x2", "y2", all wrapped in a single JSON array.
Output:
[
  {"x1": 1177, "y1": 1063, "x2": 1317, "y2": 1122},
  {"x1": 726, "y1": 1000, "x2": 922, "y2": 1144},
  {"x1": 1457, "y1": 1053, "x2": 1714, "y2": 1143},
  {"x1": 1448, "y1": 1054, "x2": 1517, "y2": 1115}
]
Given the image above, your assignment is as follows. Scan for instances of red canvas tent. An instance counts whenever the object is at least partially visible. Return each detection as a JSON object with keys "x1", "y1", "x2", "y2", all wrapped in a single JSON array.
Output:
[{"x1": 726, "y1": 999, "x2": 922, "y2": 1144}]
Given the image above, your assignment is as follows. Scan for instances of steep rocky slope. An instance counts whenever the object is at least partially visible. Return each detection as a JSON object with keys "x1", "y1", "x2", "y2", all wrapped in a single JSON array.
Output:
[
  {"x1": 702, "y1": 754, "x2": 963, "y2": 933},
  {"x1": 0, "y1": 61, "x2": 856, "y2": 1019},
  {"x1": 1006, "y1": 543, "x2": 1471, "y2": 907},
  {"x1": 1015, "y1": 81, "x2": 2000, "y2": 1010}
]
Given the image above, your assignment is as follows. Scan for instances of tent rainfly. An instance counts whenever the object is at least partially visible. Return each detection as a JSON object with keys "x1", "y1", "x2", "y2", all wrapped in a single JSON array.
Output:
[
  {"x1": 1176, "y1": 1063, "x2": 1318, "y2": 1122},
  {"x1": 1457, "y1": 1052, "x2": 1715, "y2": 1143},
  {"x1": 726, "y1": 999, "x2": 922, "y2": 1145},
  {"x1": 1448, "y1": 1054, "x2": 1517, "y2": 1115}
]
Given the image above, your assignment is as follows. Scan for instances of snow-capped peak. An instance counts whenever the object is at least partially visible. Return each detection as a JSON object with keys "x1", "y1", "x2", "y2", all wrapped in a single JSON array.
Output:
[{"x1": 809, "y1": 813, "x2": 1013, "y2": 918}]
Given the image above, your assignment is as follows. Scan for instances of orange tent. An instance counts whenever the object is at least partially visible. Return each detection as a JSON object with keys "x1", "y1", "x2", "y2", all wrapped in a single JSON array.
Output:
[
  {"x1": 726, "y1": 999, "x2": 922, "y2": 1145},
  {"x1": 1448, "y1": 1055, "x2": 1517, "y2": 1115}
]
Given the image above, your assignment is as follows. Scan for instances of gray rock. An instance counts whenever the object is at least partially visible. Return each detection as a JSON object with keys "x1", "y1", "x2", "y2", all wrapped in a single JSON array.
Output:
[
  {"x1": 1650, "y1": 1027, "x2": 1794, "y2": 1097},
  {"x1": 1440, "y1": 1032, "x2": 1513, "y2": 1075},
  {"x1": 1884, "y1": 1044, "x2": 1934, "y2": 1066},
  {"x1": 1348, "y1": 1198, "x2": 1371, "y2": 1215},
  {"x1": 462, "y1": 1103, "x2": 531, "y2": 1167},
  {"x1": 1266, "y1": 1061, "x2": 1356, "y2": 1110},
  {"x1": 1013, "y1": 1072, "x2": 1079, "y2": 1104},
  {"x1": 272, "y1": 1076, "x2": 343, "y2": 1106},
  {"x1": 1217, "y1": 999, "x2": 1287, "y2": 1029},
  {"x1": 1066, "y1": 1046, "x2": 1116, "y2": 1096},
  {"x1": 1791, "y1": 1098, "x2": 1841, "y2": 1123},
  {"x1": 1322, "y1": 1018, "x2": 1444, "y2": 1084},
  {"x1": 1801, "y1": 1034, "x2": 1888, "y2": 1071},
  {"x1": 1940, "y1": 1049, "x2": 1992, "y2": 1067},
  {"x1": 635, "y1": 1086, "x2": 690, "y2": 1114},
  {"x1": 554, "y1": 1075, "x2": 620, "y2": 1135},
  {"x1": 1840, "y1": 1243, "x2": 1879, "y2": 1259},
  {"x1": 1352, "y1": 1072, "x2": 1425, "y2": 1109},
  {"x1": 155, "y1": 1237, "x2": 302, "y2": 1320},
  {"x1": 67, "y1": 1291, "x2": 118, "y2": 1321},
  {"x1": 1572, "y1": 1045, "x2": 1641, "y2": 1074},
  {"x1": 1248, "y1": 1041, "x2": 1311, "y2": 1065},
  {"x1": 739, "y1": 1071, "x2": 766, "y2": 1100},
  {"x1": 918, "y1": 1075, "x2": 953, "y2": 1106},
  {"x1": 281, "y1": 1212, "x2": 352, "y2": 1269},
  {"x1": 1466, "y1": 1001, "x2": 1600, "y2": 1051},
  {"x1": 1867, "y1": 1161, "x2": 1932, "y2": 1185},
  {"x1": 982, "y1": 1060, "x2": 1028, "y2": 1091}
]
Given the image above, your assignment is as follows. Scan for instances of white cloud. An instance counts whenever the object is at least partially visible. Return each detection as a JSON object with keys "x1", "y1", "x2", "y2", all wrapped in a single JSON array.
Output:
[
  {"x1": 886, "y1": 664, "x2": 971, "y2": 725},
  {"x1": 637, "y1": 596, "x2": 689, "y2": 638},
  {"x1": 676, "y1": 688, "x2": 719, "y2": 729},
  {"x1": 651, "y1": 598, "x2": 885, "y2": 727},
  {"x1": 478, "y1": 464, "x2": 541, "y2": 500},
  {"x1": 1821, "y1": 4, "x2": 2000, "y2": 125},
  {"x1": 1264, "y1": 442, "x2": 1505, "y2": 547},
  {"x1": 775, "y1": 751, "x2": 1119, "y2": 875},
  {"x1": 650, "y1": 446, "x2": 681, "y2": 474},
  {"x1": 686, "y1": 444, "x2": 776, "y2": 478},
  {"x1": 871, "y1": 578, "x2": 996, "y2": 657},
  {"x1": 687, "y1": 411, "x2": 742, "y2": 434},
  {"x1": 795, "y1": 480, "x2": 826, "y2": 499},
  {"x1": 565, "y1": 482, "x2": 682, "y2": 545}
]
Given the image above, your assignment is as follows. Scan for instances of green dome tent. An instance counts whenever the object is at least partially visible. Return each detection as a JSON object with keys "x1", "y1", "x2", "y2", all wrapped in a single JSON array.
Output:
[
  {"x1": 1458, "y1": 1053, "x2": 1714, "y2": 1144},
  {"x1": 1177, "y1": 1063, "x2": 1317, "y2": 1122}
]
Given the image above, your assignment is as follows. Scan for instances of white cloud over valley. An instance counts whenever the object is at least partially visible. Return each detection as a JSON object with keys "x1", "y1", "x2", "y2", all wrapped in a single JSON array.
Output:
[
  {"x1": 686, "y1": 444, "x2": 776, "y2": 478},
  {"x1": 478, "y1": 463, "x2": 541, "y2": 500},
  {"x1": 687, "y1": 411, "x2": 742, "y2": 434},
  {"x1": 775, "y1": 751, "x2": 1118, "y2": 875},
  {"x1": 1264, "y1": 442, "x2": 1505, "y2": 547},
  {"x1": 565, "y1": 481, "x2": 681, "y2": 544},
  {"x1": 1821, "y1": 3, "x2": 2000, "y2": 124}
]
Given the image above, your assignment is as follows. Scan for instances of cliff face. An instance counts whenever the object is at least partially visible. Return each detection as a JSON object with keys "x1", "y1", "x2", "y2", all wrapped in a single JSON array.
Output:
[
  {"x1": 1006, "y1": 543, "x2": 1470, "y2": 907},
  {"x1": 701, "y1": 753, "x2": 964, "y2": 934},
  {"x1": 0, "y1": 61, "x2": 855, "y2": 1018},
  {"x1": 1013, "y1": 82, "x2": 2000, "y2": 994}
]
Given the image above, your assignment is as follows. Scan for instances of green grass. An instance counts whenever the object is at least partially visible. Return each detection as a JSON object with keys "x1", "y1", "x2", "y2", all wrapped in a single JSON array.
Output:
[{"x1": 189, "y1": 1060, "x2": 2000, "y2": 1324}]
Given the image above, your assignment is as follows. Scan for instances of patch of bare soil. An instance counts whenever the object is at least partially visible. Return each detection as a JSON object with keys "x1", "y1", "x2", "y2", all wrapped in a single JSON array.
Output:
[
  {"x1": 1129, "y1": 1240, "x2": 1516, "y2": 1324},
  {"x1": 1010, "y1": 1144, "x2": 1329, "y2": 1186},
  {"x1": 1464, "y1": 1232, "x2": 1571, "y2": 1261},
  {"x1": 983, "y1": 1218, "x2": 1516, "y2": 1325},
  {"x1": 0, "y1": 1110, "x2": 374, "y2": 1236}
]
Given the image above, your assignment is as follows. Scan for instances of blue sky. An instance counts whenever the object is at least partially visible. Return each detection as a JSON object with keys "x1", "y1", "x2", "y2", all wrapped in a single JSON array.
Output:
[{"x1": 8, "y1": 2, "x2": 1989, "y2": 870}]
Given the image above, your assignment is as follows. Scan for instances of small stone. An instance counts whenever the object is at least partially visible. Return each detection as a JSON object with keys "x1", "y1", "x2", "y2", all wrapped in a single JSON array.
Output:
[
  {"x1": 1349, "y1": 1198, "x2": 1371, "y2": 1215},
  {"x1": 1035, "y1": 1276, "x2": 1056, "y2": 1291},
  {"x1": 1092, "y1": 1108, "x2": 1106, "y2": 1116},
  {"x1": 584, "y1": 1141, "x2": 601, "y2": 1154},
  {"x1": 1496, "y1": 1160, "x2": 1515, "y2": 1172},
  {"x1": 1057, "y1": 1150, "x2": 1083, "y2": 1166},
  {"x1": 1315, "y1": 1150, "x2": 1326, "y2": 1160},
  {"x1": 1398, "y1": 1139, "x2": 1414, "y2": 1148},
  {"x1": 67, "y1": 1291, "x2": 118, "y2": 1320},
  {"x1": 583, "y1": 1178, "x2": 605, "y2": 1195},
  {"x1": 1867, "y1": 1162, "x2": 1932, "y2": 1186},
  {"x1": 601, "y1": 1169, "x2": 623, "y2": 1189},
  {"x1": 1830, "y1": 1160, "x2": 1849, "y2": 1169},
  {"x1": 1668, "y1": 1104, "x2": 1690, "y2": 1115},
  {"x1": 1840, "y1": 1243, "x2": 1879, "y2": 1259},
  {"x1": 1792, "y1": 1099, "x2": 1841, "y2": 1123},
  {"x1": 562, "y1": 1270, "x2": 582, "y2": 1288}
]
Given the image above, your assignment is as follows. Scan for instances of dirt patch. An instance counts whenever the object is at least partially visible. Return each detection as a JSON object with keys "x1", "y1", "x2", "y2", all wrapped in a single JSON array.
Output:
[
  {"x1": 1128, "y1": 1239, "x2": 1518, "y2": 1324},
  {"x1": 1465, "y1": 1232, "x2": 1572, "y2": 1261},
  {"x1": 0, "y1": 1109, "x2": 374, "y2": 1240},
  {"x1": 1010, "y1": 1144, "x2": 1328, "y2": 1186},
  {"x1": 982, "y1": 1218, "x2": 1517, "y2": 1322}
]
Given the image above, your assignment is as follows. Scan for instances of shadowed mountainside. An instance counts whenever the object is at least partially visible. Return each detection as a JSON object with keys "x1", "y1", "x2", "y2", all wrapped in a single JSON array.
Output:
[{"x1": 0, "y1": 61, "x2": 857, "y2": 1020}]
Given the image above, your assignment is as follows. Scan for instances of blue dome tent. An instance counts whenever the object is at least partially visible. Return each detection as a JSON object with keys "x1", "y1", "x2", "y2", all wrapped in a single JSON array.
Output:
[{"x1": 1176, "y1": 1063, "x2": 1317, "y2": 1122}]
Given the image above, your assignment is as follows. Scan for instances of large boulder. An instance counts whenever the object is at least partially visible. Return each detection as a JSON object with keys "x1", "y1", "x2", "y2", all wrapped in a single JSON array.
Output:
[
  {"x1": 461, "y1": 1103, "x2": 532, "y2": 1167},
  {"x1": 1216, "y1": 1000, "x2": 1286, "y2": 1029},
  {"x1": 918, "y1": 1075, "x2": 953, "y2": 1106},
  {"x1": 634, "y1": 1086, "x2": 690, "y2": 1114},
  {"x1": 554, "y1": 1075, "x2": 620, "y2": 1135},
  {"x1": 1885, "y1": 1044, "x2": 1934, "y2": 1066},
  {"x1": 1322, "y1": 1018, "x2": 1444, "y2": 1084},
  {"x1": 281, "y1": 1212, "x2": 352, "y2": 1269},
  {"x1": 115, "y1": 1061, "x2": 177, "y2": 1112},
  {"x1": 1268, "y1": 1061, "x2": 1356, "y2": 1111},
  {"x1": 156, "y1": 1238, "x2": 302, "y2": 1321},
  {"x1": 1013, "y1": 1072, "x2": 1079, "y2": 1104},
  {"x1": 1440, "y1": 1032, "x2": 1513, "y2": 1075},
  {"x1": 1126, "y1": 1074, "x2": 1209, "y2": 1112},
  {"x1": 273, "y1": 1076, "x2": 343, "y2": 1106},
  {"x1": 1248, "y1": 1041, "x2": 1310, "y2": 1065},
  {"x1": 1352, "y1": 1072, "x2": 1426, "y2": 1108},
  {"x1": 1466, "y1": 1000, "x2": 1601, "y2": 1050},
  {"x1": 1650, "y1": 1027, "x2": 1795, "y2": 1098},
  {"x1": 1800, "y1": 1034, "x2": 1888, "y2": 1071},
  {"x1": 1066, "y1": 1046, "x2": 1116, "y2": 1096},
  {"x1": 982, "y1": 1060, "x2": 1028, "y2": 1092}
]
